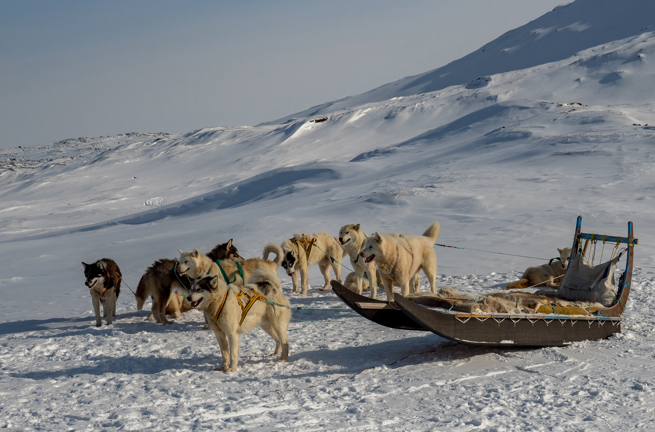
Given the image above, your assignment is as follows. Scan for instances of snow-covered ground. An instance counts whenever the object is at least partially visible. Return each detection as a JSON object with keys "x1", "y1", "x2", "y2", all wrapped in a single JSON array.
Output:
[{"x1": 2, "y1": 0, "x2": 655, "y2": 430}]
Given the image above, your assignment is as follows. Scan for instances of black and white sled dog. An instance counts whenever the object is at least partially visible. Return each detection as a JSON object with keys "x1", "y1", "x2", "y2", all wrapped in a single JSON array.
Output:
[
  {"x1": 136, "y1": 239, "x2": 241, "y2": 324},
  {"x1": 82, "y1": 258, "x2": 122, "y2": 327},
  {"x1": 187, "y1": 268, "x2": 291, "y2": 372}
]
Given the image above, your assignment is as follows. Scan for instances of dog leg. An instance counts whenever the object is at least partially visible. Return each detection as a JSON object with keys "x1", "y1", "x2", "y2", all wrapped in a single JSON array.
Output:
[
  {"x1": 260, "y1": 320, "x2": 282, "y2": 356},
  {"x1": 330, "y1": 256, "x2": 342, "y2": 284},
  {"x1": 300, "y1": 268, "x2": 309, "y2": 296},
  {"x1": 106, "y1": 290, "x2": 115, "y2": 325},
  {"x1": 381, "y1": 277, "x2": 394, "y2": 302},
  {"x1": 401, "y1": 281, "x2": 411, "y2": 297},
  {"x1": 369, "y1": 268, "x2": 377, "y2": 300},
  {"x1": 91, "y1": 291, "x2": 102, "y2": 327},
  {"x1": 318, "y1": 259, "x2": 332, "y2": 291},
  {"x1": 166, "y1": 292, "x2": 182, "y2": 319},
  {"x1": 214, "y1": 331, "x2": 230, "y2": 371},
  {"x1": 355, "y1": 272, "x2": 364, "y2": 295},
  {"x1": 291, "y1": 272, "x2": 299, "y2": 294},
  {"x1": 226, "y1": 332, "x2": 239, "y2": 372}
]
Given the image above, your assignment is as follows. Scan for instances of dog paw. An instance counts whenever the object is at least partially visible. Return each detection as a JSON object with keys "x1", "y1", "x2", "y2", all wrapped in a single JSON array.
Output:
[
  {"x1": 275, "y1": 358, "x2": 288, "y2": 363},
  {"x1": 95, "y1": 322, "x2": 102, "y2": 327},
  {"x1": 319, "y1": 286, "x2": 331, "y2": 291},
  {"x1": 203, "y1": 325, "x2": 210, "y2": 330}
]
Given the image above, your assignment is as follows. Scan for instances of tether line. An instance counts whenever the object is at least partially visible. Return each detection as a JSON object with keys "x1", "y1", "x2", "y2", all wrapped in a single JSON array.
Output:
[{"x1": 434, "y1": 243, "x2": 550, "y2": 261}]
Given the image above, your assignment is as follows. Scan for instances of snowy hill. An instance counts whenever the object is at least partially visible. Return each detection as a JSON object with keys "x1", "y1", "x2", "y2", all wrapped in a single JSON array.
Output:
[{"x1": 2, "y1": 0, "x2": 655, "y2": 429}]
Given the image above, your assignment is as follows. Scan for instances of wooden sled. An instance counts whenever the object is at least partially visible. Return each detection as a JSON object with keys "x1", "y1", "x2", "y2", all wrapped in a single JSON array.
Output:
[
  {"x1": 330, "y1": 281, "x2": 426, "y2": 331},
  {"x1": 335, "y1": 216, "x2": 637, "y2": 347}
]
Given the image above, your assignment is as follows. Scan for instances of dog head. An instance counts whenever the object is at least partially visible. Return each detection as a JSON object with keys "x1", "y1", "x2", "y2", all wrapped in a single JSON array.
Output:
[
  {"x1": 177, "y1": 249, "x2": 202, "y2": 276},
  {"x1": 280, "y1": 238, "x2": 299, "y2": 276},
  {"x1": 187, "y1": 275, "x2": 220, "y2": 310},
  {"x1": 207, "y1": 238, "x2": 242, "y2": 262},
  {"x1": 82, "y1": 260, "x2": 106, "y2": 293},
  {"x1": 339, "y1": 224, "x2": 360, "y2": 246},
  {"x1": 360, "y1": 232, "x2": 384, "y2": 264},
  {"x1": 557, "y1": 247, "x2": 572, "y2": 268}
]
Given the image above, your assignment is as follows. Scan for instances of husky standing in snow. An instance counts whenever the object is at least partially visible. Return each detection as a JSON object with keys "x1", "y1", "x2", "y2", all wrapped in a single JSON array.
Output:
[
  {"x1": 82, "y1": 258, "x2": 122, "y2": 327},
  {"x1": 338, "y1": 224, "x2": 382, "y2": 299},
  {"x1": 359, "y1": 222, "x2": 440, "y2": 301},
  {"x1": 280, "y1": 232, "x2": 346, "y2": 295},
  {"x1": 136, "y1": 239, "x2": 240, "y2": 325},
  {"x1": 187, "y1": 268, "x2": 291, "y2": 372}
]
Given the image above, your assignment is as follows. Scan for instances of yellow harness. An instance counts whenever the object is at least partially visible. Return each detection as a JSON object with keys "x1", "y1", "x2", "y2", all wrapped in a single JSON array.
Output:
[
  {"x1": 212, "y1": 288, "x2": 266, "y2": 326},
  {"x1": 291, "y1": 234, "x2": 317, "y2": 260}
]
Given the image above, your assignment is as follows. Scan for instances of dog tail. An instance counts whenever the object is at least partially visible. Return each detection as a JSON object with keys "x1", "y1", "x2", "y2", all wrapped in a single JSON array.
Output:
[
  {"x1": 263, "y1": 243, "x2": 284, "y2": 268},
  {"x1": 135, "y1": 271, "x2": 151, "y2": 310},
  {"x1": 247, "y1": 267, "x2": 283, "y2": 299},
  {"x1": 422, "y1": 221, "x2": 441, "y2": 242}
]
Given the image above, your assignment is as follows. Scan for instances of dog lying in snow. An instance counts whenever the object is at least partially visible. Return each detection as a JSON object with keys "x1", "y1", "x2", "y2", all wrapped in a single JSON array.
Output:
[
  {"x1": 280, "y1": 232, "x2": 346, "y2": 295},
  {"x1": 136, "y1": 239, "x2": 240, "y2": 325},
  {"x1": 505, "y1": 247, "x2": 572, "y2": 290},
  {"x1": 187, "y1": 268, "x2": 291, "y2": 372},
  {"x1": 359, "y1": 222, "x2": 440, "y2": 301},
  {"x1": 82, "y1": 258, "x2": 122, "y2": 326}
]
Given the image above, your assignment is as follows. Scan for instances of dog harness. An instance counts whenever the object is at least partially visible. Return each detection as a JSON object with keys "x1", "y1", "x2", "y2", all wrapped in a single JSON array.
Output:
[
  {"x1": 212, "y1": 288, "x2": 266, "y2": 326},
  {"x1": 215, "y1": 260, "x2": 245, "y2": 285},
  {"x1": 353, "y1": 240, "x2": 366, "y2": 265},
  {"x1": 291, "y1": 234, "x2": 317, "y2": 260},
  {"x1": 173, "y1": 262, "x2": 191, "y2": 292}
]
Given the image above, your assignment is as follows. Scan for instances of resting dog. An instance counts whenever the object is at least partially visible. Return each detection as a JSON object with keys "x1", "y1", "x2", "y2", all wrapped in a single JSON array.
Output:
[
  {"x1": 136, "y1": 239, "x2": 239, "y2": 324},
  {"x1": 187, "y1": 268, "x2": 291, "y2": 372},
  {"x1": 505, "y1": 247, "x2": 572, "y2": 290},
  {"x1": 281, "y1": 232, "x2": 346, "y2": 295},
  {"x1": 82, "y1": 259, "x2": 122, "y2": 326},
  {"x1": 359, "y1": 222, "x2": 440, "y2": 301}
]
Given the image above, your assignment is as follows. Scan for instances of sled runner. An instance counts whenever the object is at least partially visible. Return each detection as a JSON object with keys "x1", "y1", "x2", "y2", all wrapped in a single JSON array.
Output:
[{"x1": 333, "y1": 216, "x2": 637, "y2": 346}]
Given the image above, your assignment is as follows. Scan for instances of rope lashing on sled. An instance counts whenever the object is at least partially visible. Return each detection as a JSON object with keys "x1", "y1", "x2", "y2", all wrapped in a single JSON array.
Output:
[{"x1": 434, "y1": 243, "x2": 553, "y2": 261}]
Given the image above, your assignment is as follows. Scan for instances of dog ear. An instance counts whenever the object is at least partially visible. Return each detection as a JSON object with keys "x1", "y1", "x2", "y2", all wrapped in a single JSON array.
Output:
[
  {"x1": 192, "y1": 248, "x2": 199, "y2": 257},
  {"x1": 227, "y1": 239, "x2": 233, "y2": 248},
  {"x1": 557, "y1": 248, "x2": 563, "y2": 253},
  {"x1": 210, "y1": 275, "x2": 219, "y2": 288},
  {"x1": 374, "y1": 232, "x2": 382, "y2": 242},
  {"x1": 178, "y1": 249, "x2": 184, "y2": 255},
  {"x1": 82, "y1": 262, "x2": 89, "y2": 269},
  {"x1": 354, "y1": 224, "x2": 360, "y2": 231},
  {"x1": 96, "y1": 260, "x2": 106, "y2": 270}
]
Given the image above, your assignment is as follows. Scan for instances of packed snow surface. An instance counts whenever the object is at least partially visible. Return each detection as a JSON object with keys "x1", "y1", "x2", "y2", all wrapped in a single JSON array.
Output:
[{"x1": 2, "y1": 0, "x2": 655, "y2": 430}]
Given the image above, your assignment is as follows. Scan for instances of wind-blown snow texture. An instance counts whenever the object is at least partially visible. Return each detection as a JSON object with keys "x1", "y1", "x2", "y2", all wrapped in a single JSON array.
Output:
[{"x1": 2, "y1": 0, "x2": 655, "y2": 430}]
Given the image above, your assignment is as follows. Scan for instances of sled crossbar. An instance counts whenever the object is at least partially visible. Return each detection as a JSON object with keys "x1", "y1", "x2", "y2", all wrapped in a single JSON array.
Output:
[{"x1": 578, "y1": 233, "x2": 638, "y2": 245}]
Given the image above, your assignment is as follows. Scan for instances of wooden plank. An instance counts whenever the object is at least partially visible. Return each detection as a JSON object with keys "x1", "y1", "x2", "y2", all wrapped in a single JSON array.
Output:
[
  {"x1": 578, "y1": 233, "x2": 638, "y2": 245},
  {"x1": 355, "y1": 302, "x2": 396, "y2": 310}
]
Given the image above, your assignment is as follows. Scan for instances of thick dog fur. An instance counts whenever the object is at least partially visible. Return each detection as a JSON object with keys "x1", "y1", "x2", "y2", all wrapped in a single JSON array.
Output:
[
  {"x1": 136, "y1": 240, "x2": 239, "y2": 324},
  {"x1": 359, "y1": 222, "x2": 440, "y2": 301},
  {"x1": 505, "y1": 247, "x2": 572, "y2": 290},
  {"x1": 187, "y1": 268, "x2": 291, "y2": 372},
  {"x1": 280, "y1": 232, "x2": 346, "y2": 295},
  {"x1": 82, "y1": 258, "x2": 122, "y2": 327},
  {"x1": 339, "y1": 224, "x2": 382, "y2": 299},
  {"x1": 179, "y1": 244, "x2": 284, "y2": 287}
]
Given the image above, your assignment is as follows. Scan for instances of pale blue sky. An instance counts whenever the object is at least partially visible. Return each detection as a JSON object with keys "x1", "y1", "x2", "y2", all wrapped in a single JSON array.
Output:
[{"x1": 0, "y1": 0, "x2": 565, "y2": 148}]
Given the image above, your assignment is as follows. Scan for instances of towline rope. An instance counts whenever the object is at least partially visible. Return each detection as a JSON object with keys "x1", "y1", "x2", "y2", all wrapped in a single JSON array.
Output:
[{"x1": 434, "y1": 243, "x2": 551, "y2": 261}]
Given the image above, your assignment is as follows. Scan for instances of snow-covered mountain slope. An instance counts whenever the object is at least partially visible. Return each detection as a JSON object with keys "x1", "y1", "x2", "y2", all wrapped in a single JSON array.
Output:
[
  {"x1": 2, "y1": 0, "x2": 655, "y2": 430},
  {"x1": 272, "y1": 0, "x2": 655, "y2": 122}
]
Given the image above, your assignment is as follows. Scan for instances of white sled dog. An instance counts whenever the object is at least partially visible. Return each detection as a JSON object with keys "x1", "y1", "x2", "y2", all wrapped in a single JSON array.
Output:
[
  {"x1": 359, "y1": 222, "x2": 440, "y2": 301},
  {"x1": 82, "y1": 258, "x2": 122, "y2": 327},
  {"x1": 280, "y1": 232, "x2": 346, "y2": 295},
  {"x1": 177, "y1": 244, "x2": 283, "y2": 287},
  {"x1": 187, "y1": 268, "x2": 291, "y2": 372},
  {"x1": 505, "y1": 247, "x2": 572, "y2": 290},
  {"x1": 338, "y1": 224, "x2": 382, "y2": 299}
]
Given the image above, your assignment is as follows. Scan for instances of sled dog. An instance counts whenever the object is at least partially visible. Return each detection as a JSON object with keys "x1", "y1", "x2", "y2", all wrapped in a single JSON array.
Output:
[
  {"x1": 187, "y1": 268, "x2": 291, "y2": 372},
  {"x1": 82, "y1": 258, "x2": 122, "y2": 327},
  {"x1": 359, "y1": 222, "x2": 440, "y2": 301},
  {"x1": 178, "y1": 244, "x2": 284, "y2": 287},
  {"x1": 280, "y1": 232, "x2": 346, "y2": 295},
  {"x1": 339, "y1": 224, "x2": 382, "y2": 299},
  {"x1": 505, "y1": 247, "x2": 572, "y2": 290},
  {"x1": 136, "y1": 239, "x2": 239, "y2": 324}
]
